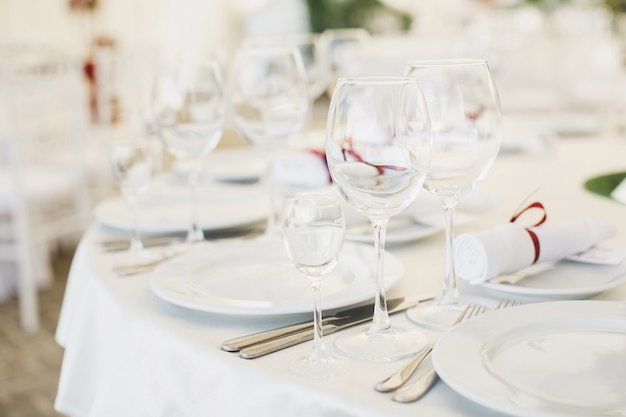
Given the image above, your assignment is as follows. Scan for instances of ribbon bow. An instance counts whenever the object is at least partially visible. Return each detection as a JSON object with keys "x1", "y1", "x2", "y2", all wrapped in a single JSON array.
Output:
[{"x1": 509, "y1": 201, "x2": 547, "y2": 264}]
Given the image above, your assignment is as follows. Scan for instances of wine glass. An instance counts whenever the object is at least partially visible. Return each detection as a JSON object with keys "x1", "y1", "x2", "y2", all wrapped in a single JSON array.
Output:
[
  {"x1": 319, "y1": 28, "x2": 370, "y2": 98},
  {"x1": 403, "y1": 59, "x2": 502, "y2": 329},
  {"x1": 325, "y1": 76, "x2": 432, "y2": 361},
  {"x1": 289, "y1": 33, "x2": 329, "y2": 103},
  {"x1": 282, "y1": 195, "x2": 350, "y2": 378},
  {"x1": 151, "y1": 59, "x2": 227, "y2": 243},
  {"x1": 229, "y1": 39, "x2": 310, "y2": 234},
  {"x1": 109, "y1": 134, "x2": 157, "y2": 257}
]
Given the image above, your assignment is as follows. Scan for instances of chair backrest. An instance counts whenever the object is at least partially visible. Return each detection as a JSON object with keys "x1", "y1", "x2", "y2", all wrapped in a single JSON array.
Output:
[
  {"x1": 0, "y1": 43, "x2": 93, "y2": 332},
  {"x1": 1, "y1": 46, "x2": 93, "y2": 236}
]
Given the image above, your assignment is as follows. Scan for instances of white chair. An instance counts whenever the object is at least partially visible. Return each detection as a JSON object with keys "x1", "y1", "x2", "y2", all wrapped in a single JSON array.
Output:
[{"x1": 0, "y1": 45, "x2": 93, "y2": 333}]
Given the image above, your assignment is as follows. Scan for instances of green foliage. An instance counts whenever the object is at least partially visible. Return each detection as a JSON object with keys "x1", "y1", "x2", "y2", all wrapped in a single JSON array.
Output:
[
  {"x1": 605, "y1": 0, "x2": 626, "y2": 13},
  {"x1": 520, "y1": 0, "x2": 626, "y2": 14},
  {"x1": 305, "y1": 0, "x2": 412, "y2": 33},
  {"x1": 519, "y1": 0, "x2": 572, "y2": 13}
]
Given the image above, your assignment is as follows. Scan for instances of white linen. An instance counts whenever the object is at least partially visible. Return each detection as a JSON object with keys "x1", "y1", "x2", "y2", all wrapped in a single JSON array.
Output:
[
  {"x1": 454, "y1": 218, "x2": 617, "y2": 284},
  {"x1": 55, "y1": 226, "x2": 509, "y2": 417},
  {"x1": 54, "y1": 130, "x2": 626, "y2": 417}
]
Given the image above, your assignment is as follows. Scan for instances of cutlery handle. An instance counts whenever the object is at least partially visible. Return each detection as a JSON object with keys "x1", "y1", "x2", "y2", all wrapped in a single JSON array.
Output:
[
  {"x1": 98, "y1": 236, "x2": 184, "y2": 252},
  {"x1": 221, "y1": 321, "x2": 313, "y2": 352},
  {"x1": 391, "y1": 361, "x2": 438, "y2": 403},
  {"x1": 233, "y1": 297, "x2": 433, "y2": 359},
  {"x1": 375, "y1": 344, "x2": 433, "y2": 392},
  {"x1": 112, "y1": 248, "x2": 186, "y2": 276},
  {"x1": 113, "y1": 265, "x2": 156, "y2": 276},
  {"x1": 239, "y1": 328, "x2": 315, "y2": 359}
]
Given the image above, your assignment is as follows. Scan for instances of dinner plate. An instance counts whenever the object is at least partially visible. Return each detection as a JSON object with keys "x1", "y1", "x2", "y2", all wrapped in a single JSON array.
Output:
[
  {"x1": 346, "y1": 210, "x2": 477, "y2": 245},
  {"x1": 508, "y1": 111, "x2": 602, "y2": 137},
  {"x1": 169, "y1": 148, "x2": 268, "y2": 184},
  {"x1": 433, "y1": 300, "x2": 626, "y2": 417},
  {"x1": 310, "y1": 185, "x2": 483, "y2": 245},
  {"x1": 94, "y1": 185, "x2": 268, "y2": 234},
  {"x1": 548, "y1": 111, "x2": 602, "y2": 137},
  {"x1": 150, "y1": 236, "x2": 403, "y2": 315},
  {"x1": 477, "y1": 259, "x2": 626, "y2": 300},
  {"x1": 346, "y1": 216, "x2": 442, "y2": 245},
  {"x1": 204, "y1": 147, "x2": 268, "y2": 183}
]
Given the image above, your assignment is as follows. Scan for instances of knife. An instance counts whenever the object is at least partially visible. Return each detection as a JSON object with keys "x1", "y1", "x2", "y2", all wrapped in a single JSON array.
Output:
[
  {"x1": 221, "y1": 297, "x2": 419, "y2": 352},
  {"x1": 221, "y1": 316, "x2": 342, "y2": 352},
  {"x1": 221, "y1": 298, "x2": 410, "y2": 352},
  {"x1": 237, "y1": 296, "x2": 432, "y2": 359},
  {"x1": 97, "y1": 235, "x2": 185, "y2": 251},
  {"x1": 97, "y1": 228, "x2": 261, "y2": 252}
]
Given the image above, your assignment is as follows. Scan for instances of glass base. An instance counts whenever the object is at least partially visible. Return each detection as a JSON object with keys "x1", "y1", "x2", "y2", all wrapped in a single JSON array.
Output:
[
  {"x1": 128, "y1": 237, "x2": 144, "y2": 252},
  {"x1": 116, "y1": 245, "x2": 160, "y2": 265},
  {"x1": 186, "y1": 227, "x2": 205, "y2": 243},
  {"x1": 334, "y1": 326, "x2": 429, "y2": 362},
  {"x1": 289, "y1": 354, "x2": 350, "y2": 379},
  {"x1": 406, "y1": 299, "x2": 467, "y2": 331}
]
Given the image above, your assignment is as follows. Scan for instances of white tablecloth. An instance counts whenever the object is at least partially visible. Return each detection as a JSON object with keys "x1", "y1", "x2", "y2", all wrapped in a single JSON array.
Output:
[{"x1": 54, "y1": 129, "x2": 626, "y2": 417}]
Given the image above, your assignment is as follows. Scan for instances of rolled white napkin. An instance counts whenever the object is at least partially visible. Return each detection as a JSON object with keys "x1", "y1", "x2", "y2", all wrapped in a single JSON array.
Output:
[
  {"x1": 273, "y1": 149, "x2": 330, "y2": 189},
  {"x1": 454, "y1": 218, "x2": 617, "y2": 284}
]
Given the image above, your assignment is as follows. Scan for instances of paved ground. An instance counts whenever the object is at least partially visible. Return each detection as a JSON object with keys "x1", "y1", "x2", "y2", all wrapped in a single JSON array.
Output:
[{"x1": 0, "y1": 245, "x2": 74, "y2": 417}]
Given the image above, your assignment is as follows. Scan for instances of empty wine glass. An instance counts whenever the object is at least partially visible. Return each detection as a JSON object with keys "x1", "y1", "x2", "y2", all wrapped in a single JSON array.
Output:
[
  {"x1": 320, "y1": 28, "x2": 370, "y2": 97},
  {"x1": 283, "y1": 195, "x2": 350, "y2": 378},
  {"x1": 325, "y1": 76, "x2": 432, "y2": 361},
  {"x1": 229, "y1": 39, "x2": 309, "y2": 234},
  {"x1": 404, "y1": 59, "x2": 502, "y2": 329},
  {"x1": 109, "y1": 134, "x2": 157, "y2": 257},
  {"x1": 151, "y1": 59, "x2": 227, "y2": 243},
  {"x1": 289, "y1": 33, "x2": 329, "y2": 103}
]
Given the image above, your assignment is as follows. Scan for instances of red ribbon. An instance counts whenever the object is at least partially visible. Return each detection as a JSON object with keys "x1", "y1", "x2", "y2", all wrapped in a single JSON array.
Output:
[
  {"x1": 509, "y1": 201, "x2": 547, "y2": 264},
  {"x1": 308, "y1": 149, "x2": 332, "y2": 184},
  {"x1": 341, "y1": 138, "x2": 407, "y2": 175}
]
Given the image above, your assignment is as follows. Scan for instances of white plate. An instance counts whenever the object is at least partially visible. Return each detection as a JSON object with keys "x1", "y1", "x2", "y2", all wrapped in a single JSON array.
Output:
[
  {"x1": 345, "y1": 212, "x2": 476, "y2": 245},
  {"x1": 150, "y1": 236, "x2": 404, "y2": 315},
  {"x1": 95, "y1": 186, "x2": 267, "y2": 234},
  {"x1": 478, "y1": 260, "x2": 626, "y2": 300},
  {"x1": 549, "y1": 111, "x2": 602, "y2": 137},
  {"x1": 205, "y1": 147, "x2": 268, "y2": 182},
  {"x1": 433, "y1": 300, "x2": 626, "y2": 417},
  {"x1": 346, "y1": 216, "x2": 442, "y2": 245},
  {"x1": 507, "y1": 111, "x2": 602, "y2": 137},
  {"x1": 319, "y1": 185, "x2": 483, "y2": 245},
  {"x1": 172, "y1": 148, "x2": 268, "y2": 183}
]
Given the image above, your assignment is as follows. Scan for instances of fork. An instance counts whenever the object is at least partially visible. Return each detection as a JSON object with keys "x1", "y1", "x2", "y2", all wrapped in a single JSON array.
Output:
[
  {"x1": 111, "y1": 232, "x2": 262, "y2": 276},
  {"x1": 112, "y1": 246, "x2": 188, "y2": 276},
  {"x1": 382, "y1": 298, "x2": 520, "y2": 403},
  {"x1": 374, "y1": 303, "x2": 484, "y2": 394}
]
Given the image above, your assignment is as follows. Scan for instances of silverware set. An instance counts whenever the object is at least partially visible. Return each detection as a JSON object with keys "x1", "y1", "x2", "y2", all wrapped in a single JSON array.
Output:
[
  {"x1": 96, "y1": 235, "x2": 186, "y2": 252},
  {"x1": 111, "y1": 247, "x2": 188, "y2": 276},
  {"x1": 222, "y1": 297, "x2": 521, "y2": 403},
  {"x1": 100, "y1": 228, "x2": 263, "y2": 277},
  {"x1": 221, "y1": 296, "x2": 434, "y2": 359},
  {"x1": 102, "y1": 223, "x2": 523, "y2": 403},
  {"x1": 378, "y1": 298, "x2": 521, "y2": 403}
]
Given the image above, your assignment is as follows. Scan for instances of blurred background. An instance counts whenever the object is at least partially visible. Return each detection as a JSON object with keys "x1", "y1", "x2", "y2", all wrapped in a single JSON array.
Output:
[{"x1": 2, "y1": 0, "x2": 626, "y2": 415}]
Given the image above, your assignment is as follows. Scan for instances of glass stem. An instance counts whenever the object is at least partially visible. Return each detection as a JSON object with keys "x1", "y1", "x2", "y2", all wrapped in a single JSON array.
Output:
[
  {"x1": 309, "y1": 281, "x2": 326, "y2": 362},
  {"x1": 441, "y1": 198, "x2": 460, "y2": 305},
  {"x1": 187, "y1": 159, "x2": 204, "y2": 243},
  {"x1": 128, "y1": 198, "x2": 143, "y2": 252},
  {"x1": 368, "y1": 218, "x2": 391, "y2": 334},
  {"x1": 264, "y1": 148, "x2": 278, "y2": 235}
]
